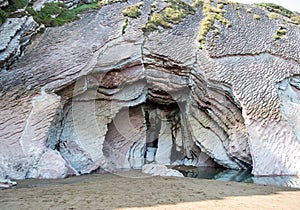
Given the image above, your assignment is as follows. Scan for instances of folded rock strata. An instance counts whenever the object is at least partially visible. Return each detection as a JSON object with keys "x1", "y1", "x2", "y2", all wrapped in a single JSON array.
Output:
[{"x1": 0, "y1": 0, "x2": 299, "y2": 179}]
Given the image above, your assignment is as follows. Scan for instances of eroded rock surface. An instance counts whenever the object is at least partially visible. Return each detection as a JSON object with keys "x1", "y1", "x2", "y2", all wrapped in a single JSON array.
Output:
[
  {"x1": 0, "y1": 16, "x2": 38, "y2": 70},
  {"x1": 0, "y1": 0, "x2": 300, "y2": 179}
]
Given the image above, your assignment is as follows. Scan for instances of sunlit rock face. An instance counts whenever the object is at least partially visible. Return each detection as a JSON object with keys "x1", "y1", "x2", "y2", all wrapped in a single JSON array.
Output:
[{"x1": 0, "y1": 0, "x2": 300, "y2": 179}]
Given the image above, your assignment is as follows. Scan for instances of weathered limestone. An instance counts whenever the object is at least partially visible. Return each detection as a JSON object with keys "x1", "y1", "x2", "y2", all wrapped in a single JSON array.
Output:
[{"x1": 0, "y1": 0, "x2": 300, "y2": 180}]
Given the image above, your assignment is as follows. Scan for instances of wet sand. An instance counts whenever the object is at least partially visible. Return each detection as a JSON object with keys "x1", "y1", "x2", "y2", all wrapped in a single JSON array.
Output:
[{"x1": 0, "y1": 170, "x2": 299, "y2": 209}]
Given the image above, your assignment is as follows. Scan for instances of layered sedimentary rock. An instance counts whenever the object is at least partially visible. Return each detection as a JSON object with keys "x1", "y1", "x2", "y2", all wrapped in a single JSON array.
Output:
[
  {"x1": 0, "y1": 0, "x2": 90, "y2": 71},
  {"x1": 0, "y1": 0, "x2": 300, "y2": 180},
  {"x1": 0, "y1": 16, "x2": 38, "y2": 70}
]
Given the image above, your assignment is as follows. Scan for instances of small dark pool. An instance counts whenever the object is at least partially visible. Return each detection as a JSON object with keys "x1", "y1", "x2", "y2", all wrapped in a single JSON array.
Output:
[{"x1": 175, "y1": 166, "x2": 300, "y2": 188}]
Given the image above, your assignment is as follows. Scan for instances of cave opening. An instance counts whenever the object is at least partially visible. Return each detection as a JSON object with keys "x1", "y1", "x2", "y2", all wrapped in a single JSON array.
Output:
[
  {"x1": 143, "y1": 100, "x2": 181, "y2": 164},
  {"x1": 46, "y1": 82, "x2": 252, "y2": 176}
]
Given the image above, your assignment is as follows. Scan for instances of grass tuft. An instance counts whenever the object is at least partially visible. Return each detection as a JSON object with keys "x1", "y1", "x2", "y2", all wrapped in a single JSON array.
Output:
[
  {"x1": 122, "y1": 18, "x2": 128, "y2": 34},
  {"x1": 198, "y1": 0, "x2": 231, "y2": 45},
  {"x1": 1, "y1": 0, "x2": 29, "y2": 25},
  {"x1": 123, "y1": 2, "x2": 143, "y2": 18},
  {"x1": 192, "y1": 0, "x2": 204, "y2": 8},
  {"x1": 256, "y1": 3, "x2": 293, "y2": 18},
  {"x1": 217, "y1": 4, "x2": 224, "y2": 9},
  {"x1": 268, "y1": 12, "x2": 278, "y2": 19},
  {"x1": 256, "y1": 2, "x2": 300, "y2": 26},
  {"x1": 144, "y1": 0, "x2": 195, "y2": 32},
  {"x1": 291, "y1": 14, "x2": 300, "y2": 25},
  {"x1": 4, "y1": 0, "x2": 29, "y2": 13},
  {"x1": 253, "y1": 14, "x2": 260, "y2": 20},
  {"x1": 274, "y1": 25, "x2": 287, "y2": 40},
  {"x1": 0, "y1": 9, "x2": 7, "y2": 25}
]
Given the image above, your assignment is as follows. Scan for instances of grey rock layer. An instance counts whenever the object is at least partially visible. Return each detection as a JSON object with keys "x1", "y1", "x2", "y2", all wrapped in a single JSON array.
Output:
[
  {"x1": 0, "y1": 16, "x2": 38, "y2": 70},
  {"x1": 0, "y1": 0, "x2": 300, "y2": 179}
]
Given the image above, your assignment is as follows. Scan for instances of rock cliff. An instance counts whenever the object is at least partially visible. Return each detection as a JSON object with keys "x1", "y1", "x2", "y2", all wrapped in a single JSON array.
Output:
[{"x1": 0, "y1": 0, "x2": 300, "y2": 180}]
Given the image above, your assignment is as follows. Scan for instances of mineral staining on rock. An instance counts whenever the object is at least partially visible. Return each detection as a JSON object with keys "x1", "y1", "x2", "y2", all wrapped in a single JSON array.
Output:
[{"x1": 0, "y1": 0, "x2": 300, "y2": 180}]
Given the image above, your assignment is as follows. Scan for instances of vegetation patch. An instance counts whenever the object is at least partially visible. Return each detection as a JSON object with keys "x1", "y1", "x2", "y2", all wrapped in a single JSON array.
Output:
[
  {"x1": 291, "y1": 14, "x2": 300, "y2": 25},
  {"x1": 256, "y1": 3, "x2": 293, "y2": 18},
  {"x1": 98, "y1": 0, "x2": 126, "y2": 7},
  {"x1": 198, "y1": 0, "x2": 231, "y2": 46},
  {"x1": 122, "y1": 2, "x2": 143, "y2": 18},
  {"x1": 256, "y1": 2, "x2": 300, "y2": 26},
  {"x1": 274, "y1": 25, "x2": 287, "y2": 40},
  {"x1": 0, "y1": 0, "x2": 29, "y2": 25},
  {"x1": 27, "y1": 2, "x2": 100, "y2": 27},
  {"x1": 122, "y1": 17, "x2": 128, "y2": 34},
  {"x1": 268, "y1": 12, "x2": 278, "y2": 20},
  {"x1": 217, "y1": 4, "x2": 224, "y2": 9},
  {"x1": 192, "y1": 0, "x2": 204, "y2": 8},
  {"x1": 253, "y1": 14, "x2": 260, "y2": 20},
  {"x1": 144, "y1": 0, "x2": 195, "y2": 32},
  {"x1": 0, "y1": 0, "x2": 128, "y2": 27},
  {"x1": 150, "y1": 2, "x2": 158, "y2": 12},
  {"x1": 0, "y1": 9, "x2": 7, "y2": 25},
  {"x1": 4, "y1": 0, "x2": 29, "y2": 13},
  {"x1": 228, "y1": 1, "x2": 237, "y2": 10}
]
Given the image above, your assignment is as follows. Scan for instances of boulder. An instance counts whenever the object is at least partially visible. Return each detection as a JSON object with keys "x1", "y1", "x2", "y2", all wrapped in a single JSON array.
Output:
[{"x1": 142, "y1": 164, "x2": 184, "y2": 177}]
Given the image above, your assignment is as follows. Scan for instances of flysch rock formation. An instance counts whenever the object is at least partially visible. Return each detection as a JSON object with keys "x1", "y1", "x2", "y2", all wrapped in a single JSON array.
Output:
[
  {"x1": 0, "y1": 16, "x2": 38, "y2": 70},
  {"x1": 0, "y1": 0, "x2": 300, "y2": 180}
]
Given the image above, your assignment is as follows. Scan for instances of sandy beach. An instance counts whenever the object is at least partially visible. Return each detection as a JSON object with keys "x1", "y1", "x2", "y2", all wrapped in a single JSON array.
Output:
[{"x1": 0, "y1": 170, "x2": 299, "y2": 209}]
